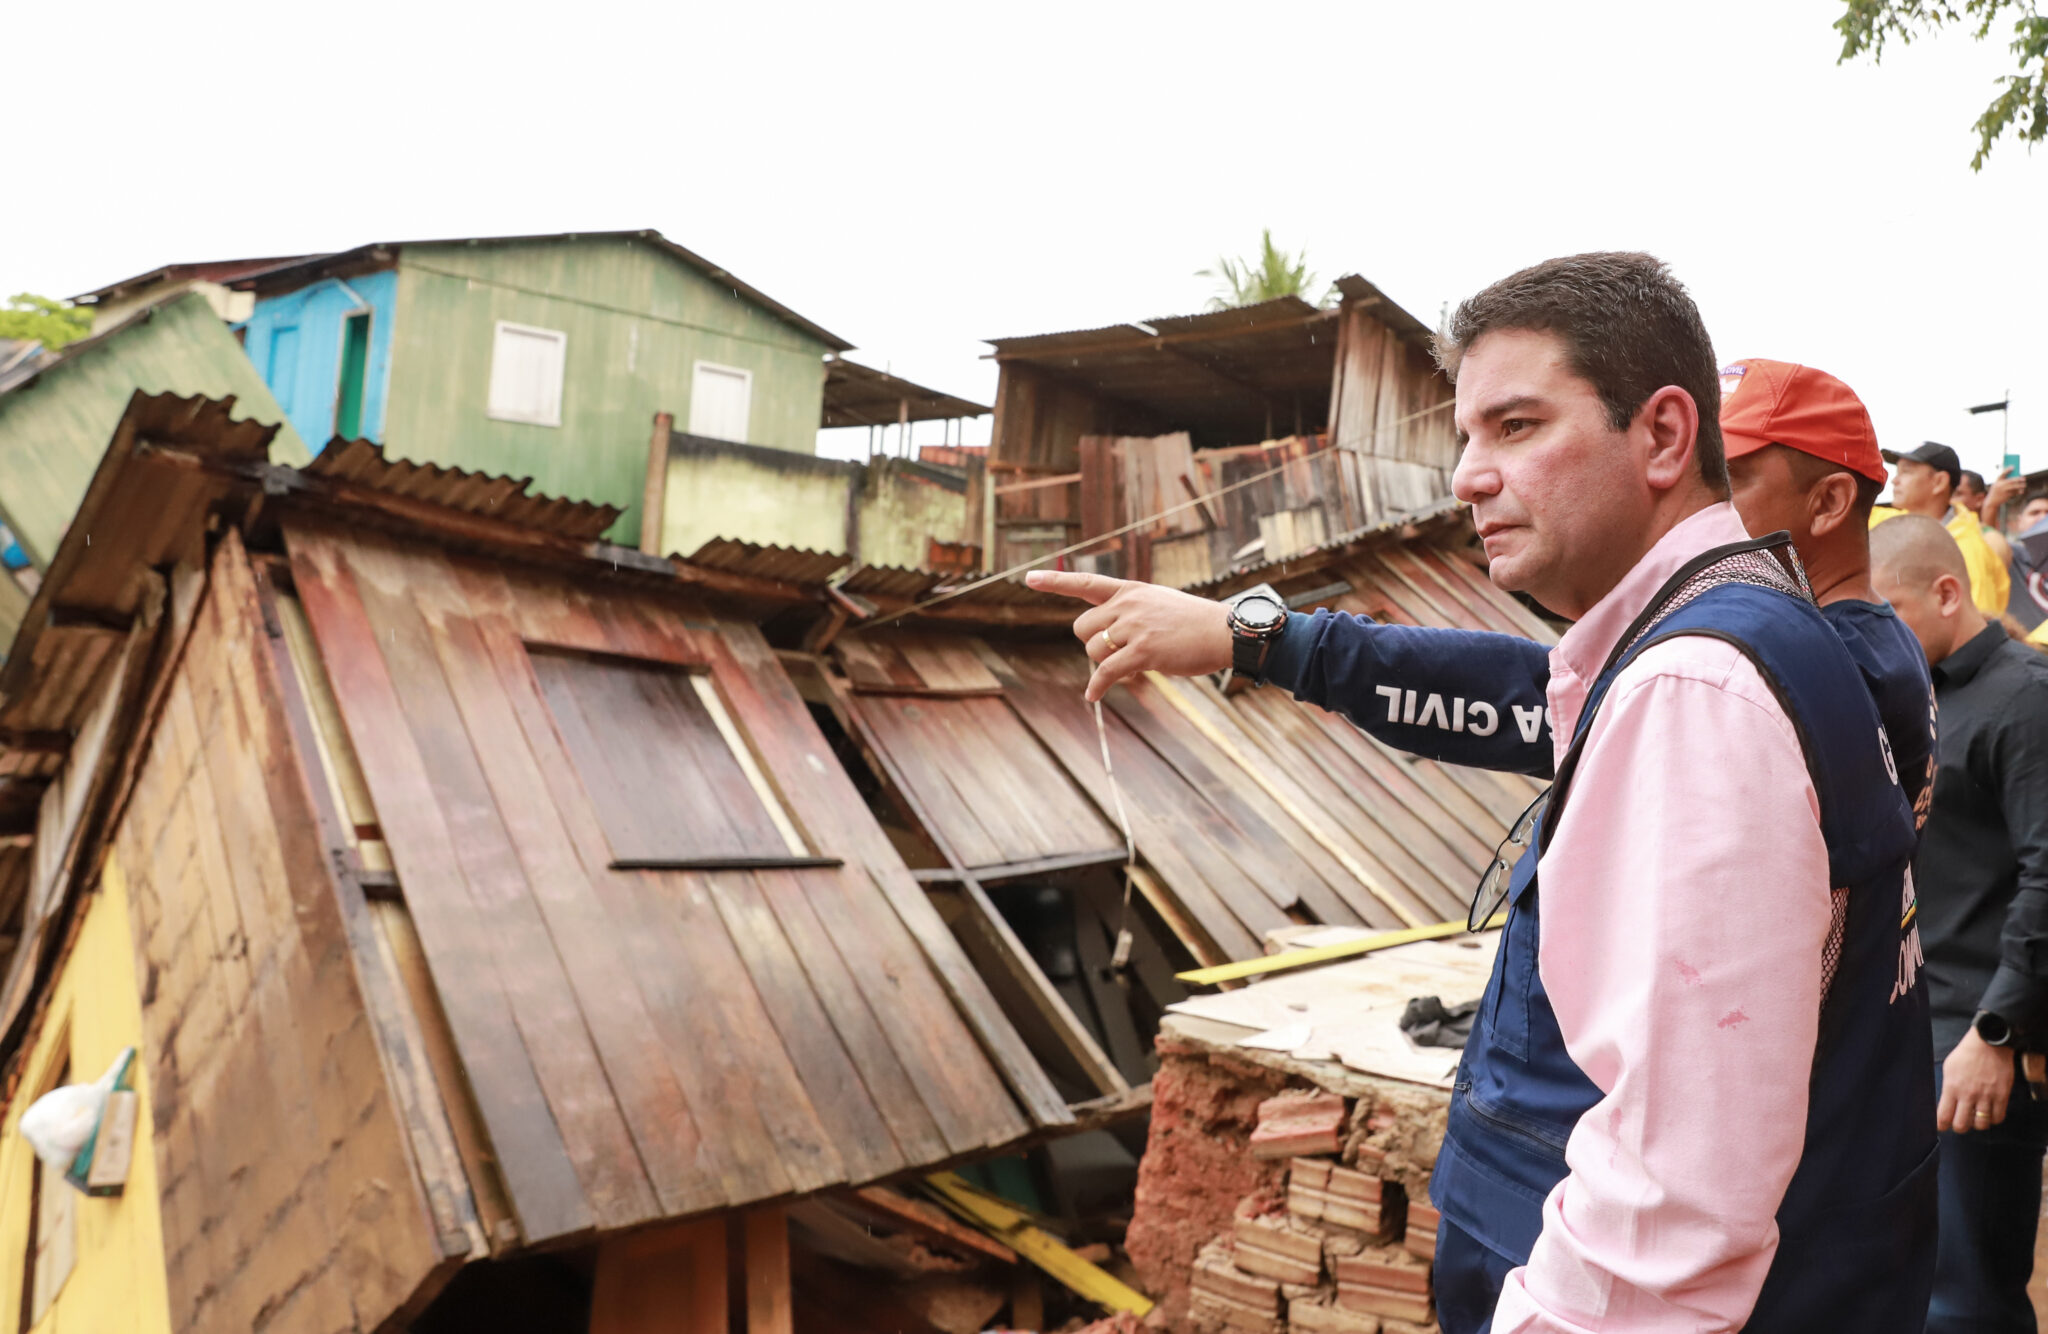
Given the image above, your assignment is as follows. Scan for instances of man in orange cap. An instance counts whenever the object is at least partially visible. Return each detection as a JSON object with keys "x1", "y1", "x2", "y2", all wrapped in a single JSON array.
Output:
[{"x1": 1718, "y1": 358, "x2": 1935, "y2": 823}]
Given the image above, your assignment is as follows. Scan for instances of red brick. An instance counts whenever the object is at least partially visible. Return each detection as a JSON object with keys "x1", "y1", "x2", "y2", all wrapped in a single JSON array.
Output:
[
  {"x1": 1251, "y1": 1091, "x2": 1347, "y2": 1159},
  {"x1": 1335, "y1": 1251, "x2": 1431, "y2": 1295},
  {"x1": 1233, "y1": 1217, "x2": 1323, "y2": 1285},
  {"x1": 1191, "y1": 1290, "x2": 1282, "y2": 1334},
  {"x1": 1287, "y1": 1296, "x2": 1383, "y2": 1332},
  {"x1": 1193, "y1": 1247, "x2": 1280, "y2": 1313},
  {"x1": 1335, "y1": 1283, "x2": 1433, "y2": 1324}
]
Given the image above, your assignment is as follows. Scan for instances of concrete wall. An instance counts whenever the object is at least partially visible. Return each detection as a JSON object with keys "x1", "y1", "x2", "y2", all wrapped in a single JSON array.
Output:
[
  {"x1": 661, "y1": 435, "x2": 854, "y2": 558},
  {"x1": 0, "y1": 857, "x2": 171, "y2": 1334},
  {"x1": 659, "y1": 437, "x2": 974, "y2": 568},
  {"x1": 853, "y1": 460, "x2": 972, "y2": 570},
  {"x1": 243, "y1": 270, "x2": 399, "y2": 451},
  {"x1": 384, "y1": 236, "x2": 832, "y2": 547}
]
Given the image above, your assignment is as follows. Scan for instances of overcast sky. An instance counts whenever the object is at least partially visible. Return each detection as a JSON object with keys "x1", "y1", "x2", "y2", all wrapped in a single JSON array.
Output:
[{"x1": 8, "y1": 0, "x2": 2042, "y2": 479}]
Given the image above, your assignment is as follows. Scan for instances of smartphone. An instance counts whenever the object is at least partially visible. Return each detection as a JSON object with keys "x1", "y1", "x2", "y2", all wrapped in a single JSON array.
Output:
[{"x1": 2006, "y1": 453, "x2": 2024, "y2": 477}]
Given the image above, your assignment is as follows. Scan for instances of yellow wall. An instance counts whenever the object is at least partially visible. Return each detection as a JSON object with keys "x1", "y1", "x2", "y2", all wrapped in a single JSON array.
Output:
[
  {"x1": 662, "y1": 446, "x2": 853, "y2": 559},
  {"x1": 659, "y1": 444, "x2": 973, "y2": 568},
  {"x1": 0, "y1": 856, "x2": 170, "y2": 1334}
]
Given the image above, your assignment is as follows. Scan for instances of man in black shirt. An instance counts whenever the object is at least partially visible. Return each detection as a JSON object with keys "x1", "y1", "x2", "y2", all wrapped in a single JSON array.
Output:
[{"x1": 1872, "y1": 515, "x2": 2048, "y2": 1334}]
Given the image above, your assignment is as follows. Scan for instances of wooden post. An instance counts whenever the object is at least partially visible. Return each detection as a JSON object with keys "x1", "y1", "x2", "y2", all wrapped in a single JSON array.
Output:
[
  {"x1": 743, "y1": 1207, "x2": 793, "y2": 1334},
  {"x1": 641, "y1": 412, "x2": 674, "y2": 557},
  {"x1": 591, "y1": 1217, "x2": 727, "y2": 1334}
]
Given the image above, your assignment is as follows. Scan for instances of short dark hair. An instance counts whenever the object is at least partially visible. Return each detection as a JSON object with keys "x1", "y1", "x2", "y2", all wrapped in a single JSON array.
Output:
[
  {"x1": 1778, "y1": 445, "x2": 1884, "y2": 523},
  {"x1": 1959, "y1": 469, "x2": 1987, "y2": 495},
  {"x1": 1434, "y1": 252, "x2": 1728, "y2": 498}
]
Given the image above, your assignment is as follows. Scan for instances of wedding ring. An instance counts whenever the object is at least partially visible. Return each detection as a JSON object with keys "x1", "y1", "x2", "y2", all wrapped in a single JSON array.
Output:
[{"x1": 1101, "y1": 629, "x2": 1119, "y2": 651}]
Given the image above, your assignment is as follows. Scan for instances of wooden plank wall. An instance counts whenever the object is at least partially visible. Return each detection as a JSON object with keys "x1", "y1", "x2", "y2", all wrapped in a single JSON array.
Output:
[
  {"x1": 841, "y1": 535, "x2": 1550, "y2": 965},
  {"x1": 117, "y1": 531, "x2": 449, "y2": 1333},
  {"x1": 988, "y1": 364, "x2": 1168, "y2": 571},
  {"x1": 284, "y1": 522, "x2": 1063, "y2": 1249},
  {"x1": 1067, "y1": 433, "x2": 1342, "y2": 586},
  {"x1": 1328, "y1": 302, "x2": 1458, "y2": 525}
]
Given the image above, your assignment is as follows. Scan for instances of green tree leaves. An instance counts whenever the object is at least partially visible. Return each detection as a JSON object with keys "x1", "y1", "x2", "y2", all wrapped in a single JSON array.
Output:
[
  {"x1": 0, "y1": 294, "x2": 91, "y2": 352},
  {"x1": 1197, "y1": 230, "x2": 1331, "y2": 311},
  {"x1": 1837, "y1": 0, "x2": 2048, "y2": 170}
]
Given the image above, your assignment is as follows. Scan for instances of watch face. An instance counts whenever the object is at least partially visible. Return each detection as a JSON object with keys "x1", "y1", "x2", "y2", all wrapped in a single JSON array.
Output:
[{"x1": 1235, "y1": 595, "x2": 1285, "y2": 631}]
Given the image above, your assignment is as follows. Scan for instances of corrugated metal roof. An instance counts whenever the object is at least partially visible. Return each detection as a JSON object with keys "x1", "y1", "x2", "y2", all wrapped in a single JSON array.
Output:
[
  {"x1": 69, "y1": 255, "x2": 330, "y2": 306},
  {"x1": 985, "y1": 297, "x2": 1340, "y2": 448},
  {"x1": 835, "y1": 562, "x2": 946, "y2": 601},
  {"x1": 1331, "y1": 274, "x2": 1435, "y2": 343},
  {"x1": 308, "y1": 438, "x2": 621, "y2": 541},
  {"x1": 237, "y1": 230, "x2": 853, "y2": 352},
  {"x1": 0, "y1": 293, "x2": 309, "y2": 572},
  {"x1": 1187, "y1": 493, "x2": 1468, "y2": 596},
  {"x1": 683, "y1": 537, "x2": 852, "y2": 585},
  {"x1": 0, "y1": 391, "x2": 284, "y2": 731},
  {"x1": 822, "y1": 358, "x2": 989, "y2": 428},
  {"x1": 985, "y1": 295, "x2": 1328, "y2": 357},
  {"x1": 924, "y1": 574, "x2": 1075, "y2": 612}
]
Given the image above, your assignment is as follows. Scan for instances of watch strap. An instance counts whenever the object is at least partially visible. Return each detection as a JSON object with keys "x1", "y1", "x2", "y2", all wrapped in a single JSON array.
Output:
[{"x1": 1232, "y1": 630, "x2": 1272, "y2": 681}]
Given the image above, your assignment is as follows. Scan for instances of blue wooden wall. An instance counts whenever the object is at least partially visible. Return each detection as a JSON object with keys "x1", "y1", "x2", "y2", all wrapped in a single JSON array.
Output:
[{"x1": 241, "y1": 269, "x2": 397, "y2": 451}]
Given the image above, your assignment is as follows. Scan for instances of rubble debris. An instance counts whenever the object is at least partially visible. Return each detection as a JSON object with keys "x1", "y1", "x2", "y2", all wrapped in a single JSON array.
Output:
[
  {"x1": 1193, "y1": 1238, "x2": 1282, "y2": 1332},
  {"x1": 1125, "y1": 1043, "x2": 1292, "y2": 1326},
  {"x1": 924, "y1": 1171, "x2": 1154, "y2": 1317},
  {"x1": 1123, "y1": 1036, "x2": 1453, "y2": 1331}
]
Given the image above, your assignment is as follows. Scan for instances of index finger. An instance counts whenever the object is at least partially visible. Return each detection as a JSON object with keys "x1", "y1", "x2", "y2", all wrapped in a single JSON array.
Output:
[{"x1": 1025, "y1": 569, "x2": 1131, "y2": 605}]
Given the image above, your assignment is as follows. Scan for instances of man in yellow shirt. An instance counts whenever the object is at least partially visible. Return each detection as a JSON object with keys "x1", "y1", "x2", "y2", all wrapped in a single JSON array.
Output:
[{"x1": 1872, "y1": 441, "x2": 2011, "y2": 616}]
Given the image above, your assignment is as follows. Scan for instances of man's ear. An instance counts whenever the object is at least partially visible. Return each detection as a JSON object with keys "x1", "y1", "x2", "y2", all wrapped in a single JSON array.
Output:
[
  {"x1": 1934, "y1": 572, "x2": 1968, "y2": 618},
  {"x1": 1639, "y1": 386, "x2": 1701, "y2": 493},
  {"x1": 1807, "y1": 472, "x2": 1859, "y2": 540}
]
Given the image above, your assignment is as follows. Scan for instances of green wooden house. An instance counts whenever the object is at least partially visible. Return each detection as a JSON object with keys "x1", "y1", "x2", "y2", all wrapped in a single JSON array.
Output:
[
  {"x1": 235, "y1": 231, "x2": 852, "y2": 548},
  {"x1": 0, "y1": 294, "x2": 308, "y2": 648}
]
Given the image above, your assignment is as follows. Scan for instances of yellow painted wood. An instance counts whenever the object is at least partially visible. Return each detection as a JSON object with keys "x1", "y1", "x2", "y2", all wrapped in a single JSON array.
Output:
[
  {"x1": 0, "y1": 854, "x2": 172, "y2": 1334},
  {"x1": 923, "y1": 1173, "x2": 1154, "y2": 1317},
  {"x1": 1176, "y1": 914, "x2": 1505, "y2": 987}
]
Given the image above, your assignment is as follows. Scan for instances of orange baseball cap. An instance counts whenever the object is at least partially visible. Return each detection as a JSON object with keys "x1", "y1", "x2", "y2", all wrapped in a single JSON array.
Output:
[{"x1": 1718, "y1": 358, "x2": 1888, "y2": 485}]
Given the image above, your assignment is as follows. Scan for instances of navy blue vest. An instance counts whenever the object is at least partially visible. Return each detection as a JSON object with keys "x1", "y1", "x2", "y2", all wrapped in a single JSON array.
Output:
[{"x1": 1430, "y1": 545, "x2": 1937, "y2": 1332}]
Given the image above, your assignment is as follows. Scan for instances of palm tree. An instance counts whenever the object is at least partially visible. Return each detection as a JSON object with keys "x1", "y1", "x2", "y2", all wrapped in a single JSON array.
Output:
[{"x1": 1197, "y1": 231, "x2": 1331, "y2": 311}]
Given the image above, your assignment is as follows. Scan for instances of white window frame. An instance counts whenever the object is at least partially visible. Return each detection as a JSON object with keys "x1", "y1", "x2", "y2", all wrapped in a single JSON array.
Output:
[
  {"x1": 486, "y1": 320, "x2": 568, "y2": 428},
  {"x1": 688, "y1": 360, "x2": 754, "y2": 444}
]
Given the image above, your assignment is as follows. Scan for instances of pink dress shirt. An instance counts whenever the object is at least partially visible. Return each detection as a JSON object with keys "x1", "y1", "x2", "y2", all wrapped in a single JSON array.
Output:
[{"x1": 1490, "y1": 504, "x2": 1832, "y2": 1333}]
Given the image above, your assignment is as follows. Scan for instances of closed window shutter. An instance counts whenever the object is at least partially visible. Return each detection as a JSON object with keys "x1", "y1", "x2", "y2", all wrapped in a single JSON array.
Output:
[
  {"x1": 688, "y1": 362, "x2": 752, "y2": 443},
  {"x1": 487, "y1": 323, "x2": 567, "y2": 426},
  {"x1": 529, "y1": 648, "x2": 816, "y2": 868}
]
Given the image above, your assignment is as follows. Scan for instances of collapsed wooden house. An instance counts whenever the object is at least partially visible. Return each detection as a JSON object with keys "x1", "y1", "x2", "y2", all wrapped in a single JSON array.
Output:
[
  {"x1": 0, "y1": 390, "x2": 1546, "y2": 1334},
  {"x1": 981, "y1": 276, "x2": 1458, "y2": 580}
]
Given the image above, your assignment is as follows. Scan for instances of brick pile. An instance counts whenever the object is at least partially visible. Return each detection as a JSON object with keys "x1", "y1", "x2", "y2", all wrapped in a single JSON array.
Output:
[{"x1": 1132, "y1": 1054, "x2": 1449, "y2": 1334}]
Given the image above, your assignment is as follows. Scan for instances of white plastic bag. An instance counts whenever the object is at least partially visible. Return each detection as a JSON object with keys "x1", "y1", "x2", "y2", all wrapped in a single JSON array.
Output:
[{"x1": 20, "y1": 1049, "x2": 130, "y2": 1171}]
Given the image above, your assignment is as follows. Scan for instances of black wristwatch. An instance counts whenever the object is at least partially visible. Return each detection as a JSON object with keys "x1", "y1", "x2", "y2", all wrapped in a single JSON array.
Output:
[
  {"x1": 1974, "y1": 1009, "x2": 2015, "y2": 1047},
  {"x1": 1227, "y1": 592, "x2": 1288, "y2": 682}
]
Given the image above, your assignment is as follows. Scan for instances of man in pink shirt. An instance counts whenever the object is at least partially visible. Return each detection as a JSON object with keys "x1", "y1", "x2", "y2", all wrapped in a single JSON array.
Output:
[{"x1": 1031, "y1": 253, "x2": 1933, "y2": 1331}]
